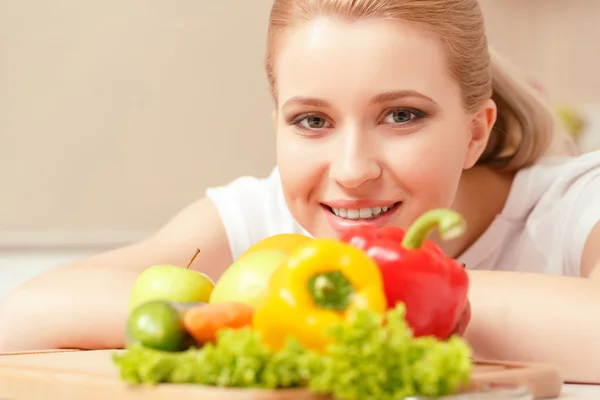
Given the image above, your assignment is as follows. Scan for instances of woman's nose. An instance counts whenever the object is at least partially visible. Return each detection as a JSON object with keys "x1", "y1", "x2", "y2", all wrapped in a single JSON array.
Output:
[{"x1": 329, "y1": 136, "x2": 382, "y2": 189}]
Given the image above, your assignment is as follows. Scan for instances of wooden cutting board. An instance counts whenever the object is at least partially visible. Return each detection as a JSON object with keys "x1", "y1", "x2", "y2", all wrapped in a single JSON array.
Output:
[{"x1": 0, "y1": 349, "x2": 562, "y2": 400}]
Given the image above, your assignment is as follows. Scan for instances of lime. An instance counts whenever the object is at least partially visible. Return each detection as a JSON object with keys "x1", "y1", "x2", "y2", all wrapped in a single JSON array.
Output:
[{"x1": 125, "y1": 300, "x2": 192, "y2": 352}]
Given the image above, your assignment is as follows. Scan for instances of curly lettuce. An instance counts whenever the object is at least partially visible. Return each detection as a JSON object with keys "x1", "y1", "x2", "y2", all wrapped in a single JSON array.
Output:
[
  {"x1": 113, "y1": 327, "x2": 312, "y2": 388},
  {"x1": 307, "y1": 306, "x2": 472, "y2": 399},
  {"x1": 113, "y1": 304, "x2": 472, "y2": 398}
]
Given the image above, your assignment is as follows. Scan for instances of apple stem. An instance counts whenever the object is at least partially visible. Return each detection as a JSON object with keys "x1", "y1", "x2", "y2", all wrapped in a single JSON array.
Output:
[{"x1": 186, "y1": 249, "x2": 201, "y2": 269}]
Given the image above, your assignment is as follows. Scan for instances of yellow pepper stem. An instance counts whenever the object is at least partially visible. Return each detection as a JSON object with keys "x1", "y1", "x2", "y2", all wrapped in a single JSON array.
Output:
[{"x1": 307, "y1": 271, "x2": 355, "y2": 311}]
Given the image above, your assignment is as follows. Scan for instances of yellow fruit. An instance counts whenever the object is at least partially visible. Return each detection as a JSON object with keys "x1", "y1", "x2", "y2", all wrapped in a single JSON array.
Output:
[
  {"x1": 209, "y1": 250, "x2": 288, "y2": 307},
  {"x1": 556, "y1": 105, "x2": 586, "y2": 139},
  {"x1": 240, "y1": 233, "x2": 313, "y2": 259}
]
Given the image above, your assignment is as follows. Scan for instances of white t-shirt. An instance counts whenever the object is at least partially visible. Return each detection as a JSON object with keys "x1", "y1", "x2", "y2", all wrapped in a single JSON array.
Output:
[{"x1": 206, "y1": 150, "x2": 600, "y2": 277}]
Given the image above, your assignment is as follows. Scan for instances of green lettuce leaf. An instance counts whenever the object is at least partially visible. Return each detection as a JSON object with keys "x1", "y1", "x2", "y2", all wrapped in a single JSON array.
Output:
[
  {"x1": 307, "y1": 305, "x2": 472, "y2": 400},
  {"x1": 113, "y1": 327, "x2": 313, "y2": 388},
  {"x1": 113, "y1": 304, "x2": 472, "y2": 398}
]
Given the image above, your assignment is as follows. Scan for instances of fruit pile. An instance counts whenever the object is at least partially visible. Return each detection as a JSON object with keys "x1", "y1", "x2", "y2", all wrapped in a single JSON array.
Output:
[{"x1": 115, "y1": 208, "x2": 474, "y2": 400}]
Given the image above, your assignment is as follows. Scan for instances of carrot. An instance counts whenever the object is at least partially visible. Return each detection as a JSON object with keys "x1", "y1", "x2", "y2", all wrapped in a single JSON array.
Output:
[{"x1": 183, "y1": 301, "x2": 254, "y2": 343}]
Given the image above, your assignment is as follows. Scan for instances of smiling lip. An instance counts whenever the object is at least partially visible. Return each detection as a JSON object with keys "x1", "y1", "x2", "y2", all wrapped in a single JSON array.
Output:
[
  {"x1": 322, "y1": 199, "x2": 399, "y2": 209},
  {"x1": 321, "y1": 202, "x2": 400, "y2": 234}
]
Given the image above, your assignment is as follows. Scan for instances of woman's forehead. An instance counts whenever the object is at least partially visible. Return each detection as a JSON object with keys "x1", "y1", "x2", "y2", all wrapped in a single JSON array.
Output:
[{"x1": 274, "y1": 17, "x2": 461, "y2": 109}]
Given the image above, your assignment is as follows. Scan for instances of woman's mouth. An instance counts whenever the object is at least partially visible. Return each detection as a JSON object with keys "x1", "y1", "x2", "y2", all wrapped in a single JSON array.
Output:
[
  {"x1": 327, "y1": 202, "x2": 400, "y2": 220},
  {"x1": 321, "y1": 202, "x2": 401, "y2": 233}
]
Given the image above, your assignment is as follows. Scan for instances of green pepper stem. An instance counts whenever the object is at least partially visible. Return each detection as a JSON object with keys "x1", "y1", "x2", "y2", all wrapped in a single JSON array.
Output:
[
  {"x1": 401, "y1": 208, "x2": 466, "y2": 250},
  {"x1": 313, "y1": 275, "x2": 335, "y2": 296},
  {"x1": 307, "y1": 271, "x2": 355, "y2": 312}
]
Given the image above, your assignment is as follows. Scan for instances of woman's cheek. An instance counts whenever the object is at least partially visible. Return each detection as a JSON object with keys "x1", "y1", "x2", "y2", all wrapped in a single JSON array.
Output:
[
  {"x1": 386, "y1": 139, "x2": 463, "y2": 205},
  {"x1": 277, "y1": 134, "x2": 325, "y2": 200}
]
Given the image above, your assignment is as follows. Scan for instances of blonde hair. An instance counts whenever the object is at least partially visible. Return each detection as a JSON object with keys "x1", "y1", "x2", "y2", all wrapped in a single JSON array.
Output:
[{"x1": 265, "y1": 0, "x2": 575, "y2": 171}]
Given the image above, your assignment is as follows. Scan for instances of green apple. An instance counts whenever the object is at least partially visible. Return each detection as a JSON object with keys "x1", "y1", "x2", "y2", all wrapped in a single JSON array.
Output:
[
  {"x1": 128, "y1": 249, "x2": 215, "y2": 312},
  {"x1": 209, "y1": 250, "x2": 288, "y2": 308}
]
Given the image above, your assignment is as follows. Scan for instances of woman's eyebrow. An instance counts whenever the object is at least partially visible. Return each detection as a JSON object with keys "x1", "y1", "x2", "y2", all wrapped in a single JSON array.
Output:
[
  {"x1": 282, "y1": 90, "x2": 439, "y2": 111},
  {"x1": 371, "y1": 90, "x2": 439, "y2": 107},
  {"x1": 282, "y1": 96, "x2": 331, "y2": 110}
]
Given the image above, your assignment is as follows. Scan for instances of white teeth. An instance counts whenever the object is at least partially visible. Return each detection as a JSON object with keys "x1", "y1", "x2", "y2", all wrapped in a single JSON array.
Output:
[
  {"x1": 331, "y1": 204, "x2": 397, "y2": 220},
  {"x1": 359, "y1": 208, "x2": 372, "y2": 218},
  {"x1": 347, "y1": 209, "x2": 360, "y2": 219}
]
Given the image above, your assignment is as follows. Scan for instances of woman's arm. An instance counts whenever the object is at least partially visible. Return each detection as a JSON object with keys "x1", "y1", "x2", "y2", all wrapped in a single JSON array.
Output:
[
  {"x1": 465, "y1": 222, "x2": 600, "y2": 384},
  {"x1": 0, "y1": 197, "x2": 233, "y2": 352}
]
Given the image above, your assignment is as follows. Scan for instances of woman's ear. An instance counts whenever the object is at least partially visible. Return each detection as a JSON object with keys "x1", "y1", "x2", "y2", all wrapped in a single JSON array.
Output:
[{"x1": 464, "y1": 98, "x2": 497, "y2": 169}]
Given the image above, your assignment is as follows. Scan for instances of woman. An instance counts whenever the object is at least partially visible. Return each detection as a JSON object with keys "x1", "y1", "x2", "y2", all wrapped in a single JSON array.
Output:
[{"x1": 1, "y1": 0, "x2": 600, "y2": 383}]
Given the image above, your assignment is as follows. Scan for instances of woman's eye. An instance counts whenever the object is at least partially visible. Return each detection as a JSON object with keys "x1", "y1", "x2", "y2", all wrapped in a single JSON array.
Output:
[
  {"x1": 383, "y1": 109, "x2": 422, "y2": 124},
  {"x1": 298, "y1": 115, "x2": 330, "y2": 129}
]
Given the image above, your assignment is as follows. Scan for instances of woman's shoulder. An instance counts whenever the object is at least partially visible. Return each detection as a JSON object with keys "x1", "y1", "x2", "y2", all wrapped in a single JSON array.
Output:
[
  {"x1": 462, "y1": 151, "x2": 600, "y2": 275},
  {"x1": 205, "y1": 167, "x2": 308, "y2": 261},
  {"x1": 499, "y1": 150, "x2": 600, "y2": 275},
  {"x1": 502, "y1": 150, "x2": 600, "y2": 220}
]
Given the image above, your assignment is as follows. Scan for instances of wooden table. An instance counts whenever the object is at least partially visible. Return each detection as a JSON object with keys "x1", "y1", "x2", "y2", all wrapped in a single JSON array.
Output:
[{"x1": 0, "y1": 349, "x2": 594, "y2": 399}]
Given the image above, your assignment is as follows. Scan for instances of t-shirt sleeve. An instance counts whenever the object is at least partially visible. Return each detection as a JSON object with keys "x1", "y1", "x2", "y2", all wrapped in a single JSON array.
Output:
[
  {"x1": 502, "y1": 152, "x2": 600, "y2": 277},
  {"x1": 565, "y1": 172, "x2": 600, "y2": 276},
  {"x1": 205, "y1": 167, "x2": 297, "y2": 262}
]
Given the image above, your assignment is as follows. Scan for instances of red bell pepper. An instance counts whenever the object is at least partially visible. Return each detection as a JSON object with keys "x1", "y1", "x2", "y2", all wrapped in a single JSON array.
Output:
[{"x1": 340, "y1": 209, "x2": 470, "y2": 340}]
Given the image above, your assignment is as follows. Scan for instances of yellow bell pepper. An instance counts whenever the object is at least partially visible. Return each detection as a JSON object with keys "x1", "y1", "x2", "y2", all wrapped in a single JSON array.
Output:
[{"x1": 252, "y1": 238, "x2": 387, "y2": 353}]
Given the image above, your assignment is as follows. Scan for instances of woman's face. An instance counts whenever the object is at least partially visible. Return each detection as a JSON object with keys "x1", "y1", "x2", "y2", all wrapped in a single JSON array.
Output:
[{"x1": 274, "y1": 17, "x2": 495, "y2": 238}]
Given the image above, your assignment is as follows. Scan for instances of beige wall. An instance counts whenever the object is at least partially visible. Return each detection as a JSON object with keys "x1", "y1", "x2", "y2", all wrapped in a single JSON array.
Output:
[
  {"x1": 1, "y1": 0, "x2": 277, "y2": 245},
  {"x1": 481, "y1": 0, "x2": 600, "y2": 105},
  {"x1": 1, "y1": 0, "x2": 599, "y2": 247}
]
